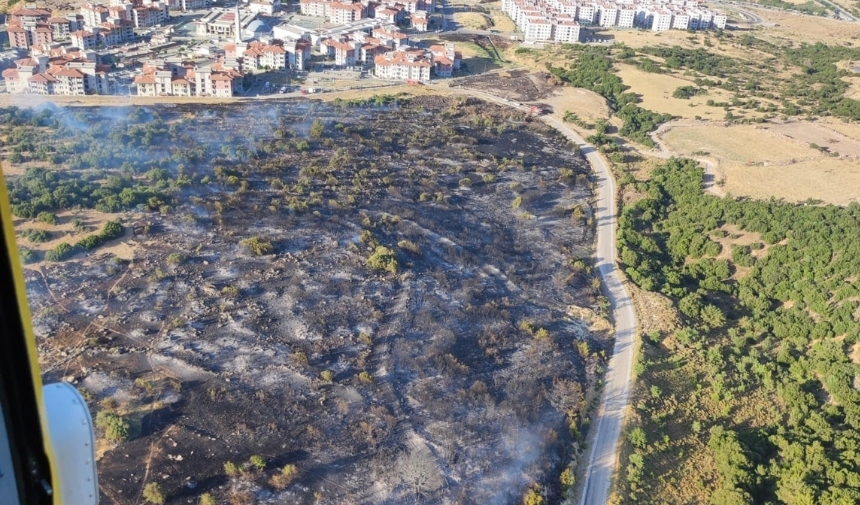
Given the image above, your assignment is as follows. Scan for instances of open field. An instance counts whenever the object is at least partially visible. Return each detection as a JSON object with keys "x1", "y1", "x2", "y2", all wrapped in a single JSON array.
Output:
[
  {"x1": 454, "y1": 11, "x2": 490, "y2": 29},
  {"x1": 614, "y1": 64, "x2": 742, "y2": 120},
  {"x1": 719, "y1": 157, "x2": 860, "y2": 205},
  {"x1": 540, "y1": 86, "x2": 611, "y2": 123},
  {"x1": 819, "y1": 119, "x2": 860, "y2": 141},
  {"x1": 660, "y1": 124, "x2": 815, "y2": 164},
  {"x1": 661, "y1": 123, "x2": 860, "y2": 204},
  {"x1": 749, "y1": 8, "x2": 860, "y2": 45},
  {"x1": 768, "y1": 122, "x2": 860, "y2": 157}
]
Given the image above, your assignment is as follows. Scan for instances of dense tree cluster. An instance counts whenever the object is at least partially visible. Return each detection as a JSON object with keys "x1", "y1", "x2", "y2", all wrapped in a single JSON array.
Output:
[
  {"x1": 619, "y1": 158, "x2": 860, "y2": 503},
  {"x1": 546, "y1": 46, "x2": 673, "y2": 146}
]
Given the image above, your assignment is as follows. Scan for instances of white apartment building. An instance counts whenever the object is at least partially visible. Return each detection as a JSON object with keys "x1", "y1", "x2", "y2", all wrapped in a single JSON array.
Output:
[
  {"x1": 651, "y1": 9, "x2": 672, "y2": 30},
  {"x1": 617, "y1": 6, "x2": 634, "y2": 27},
  {"x1": 553, "y1": 19, "x2": 580, "y2": 42},
  {"x1": 671, "y1": 11, "x2": 689, "y2": 29},
  {"x1": 502, "y1": 0, "x2": 726, "y2": 34},
  {"x1": 374, "y1": 48, "x2": 431, "y2": 81},
  {"x1": 597, "y1": 3, "x2": 618, "y2": 27},
  {"x1": 523, "y1": 16, "x2": 553, "y2": 41}
]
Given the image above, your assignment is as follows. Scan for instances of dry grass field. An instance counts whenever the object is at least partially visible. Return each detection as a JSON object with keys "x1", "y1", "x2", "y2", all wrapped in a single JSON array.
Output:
[
  {"x1": 768, "y1": 122, "x2": 860, "y2": 157},
  {"x1": 614, "y1": 64, "x2": 742, "y2": 120},
  {"x1": 819, "y1": 120, "x2": 860, "y2": 142},
  {"x1": 662, "y1": 124, "x2": 816, "y2": 164},
  {"x1": 454, "y1": 11, "x2": 490, "y2": 30},
  {"x1": 489, "y1": 9, "x2": 516, "y2": 31},
  {"x1": 750, "y1": 8, "x2": 860, "y2": 46},
  {"x1": 719, "y1": 157, "x2": 860, "y2": 205},
  {"x1": 540, "y1": 86, "x2": 612, "y2": 123},
  {"x1": 661, "y1": 124, "x2": 860, "y2": 204}
]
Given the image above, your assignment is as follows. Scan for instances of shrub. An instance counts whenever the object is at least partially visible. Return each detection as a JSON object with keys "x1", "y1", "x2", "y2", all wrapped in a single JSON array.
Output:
[
  {"x1": 166, "y1": 252, "x2": 185, "y2": 265},
  {"x1": 19, "y1": 247, "x2": 37, "y2": 264},
  {"x1": 37, "y1": 211, "x2": 58, "y2": 225},
  {"x1": 368, "y1": 246, "x2": 398, "y2": 274},
  {"x1": 45, "y1": 242, "x2": 79, "y2": 262},
  {"x1": 249, "y1": 455, "x2": 266, "y2": 471},
  {"x1": 240, "y1": 236, "x2": 273, "y2": 256},
  {"x1": 142, "y1": 482, "x2": 165, "y2": 505},
  {"x1": 199, "y1": 493, "x2": 215, "y2": 505},
  {"x1": 95, "y1": 411, "x2": 130, "y2": 443},
  {"x1": 458, "y1": 177, "x2": 472, "y2": 187},
  {"x1": 224, "y1": 461, "x2": 240, "y2": 476},
  {"x1": 22, "y1": 228, "x2": 51, "y2": 243},
  {"x1": 358, "y1": 371, "x2": 373, "y2": 384},
  {"x1": 270, "y1": 464, "x2": 299, "y2": 490},
  {"x1": 320, "y1": 370, "x2": 335, "y2": 382},
  {"x1": 397, "y1": 240, "x2": 420, "y2": 254},
  {"x1": 512, "y1": 196, "x2": 523, "y2": 210}
]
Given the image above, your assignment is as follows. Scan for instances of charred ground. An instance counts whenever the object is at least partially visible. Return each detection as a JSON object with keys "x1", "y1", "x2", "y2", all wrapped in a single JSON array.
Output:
[{"x1": 4, "y1": 96, "x2": 606, "y2": 505}]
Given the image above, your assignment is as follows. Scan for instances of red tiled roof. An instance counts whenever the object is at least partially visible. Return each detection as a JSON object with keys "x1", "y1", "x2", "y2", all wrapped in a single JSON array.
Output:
[
  {"x1": 15, "y1": 58, "x2": 39, "y2": 67},
  {"x1": 134, "y1": 75, "x2": 157, "y2": 84},
  {"x1": 2, "y1": 69, "x2": 20, "y2": 78},
  {"x1": 29, "y1": 73, "x2": 57, "y2": 83},
  {"x1": 53, "y1": 68, "x2": 86, "y2": 78}
]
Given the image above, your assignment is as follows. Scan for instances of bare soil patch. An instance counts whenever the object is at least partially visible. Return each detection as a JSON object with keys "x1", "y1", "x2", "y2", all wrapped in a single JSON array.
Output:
[{"x1": 768, "y1": 122, "x2": 860, "y2": 157}]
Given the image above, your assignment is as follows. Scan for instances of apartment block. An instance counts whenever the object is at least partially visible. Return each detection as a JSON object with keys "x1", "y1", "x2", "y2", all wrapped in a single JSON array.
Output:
[
  {"x1": 134, "y1": 58, "x2": 244, "y2": 97},
  {"x1": 502, "y1": 0, "x2": 726, "y2": 35},
  {"x1": 2, "y1": 54, "x2": 109, "y2": 95}
]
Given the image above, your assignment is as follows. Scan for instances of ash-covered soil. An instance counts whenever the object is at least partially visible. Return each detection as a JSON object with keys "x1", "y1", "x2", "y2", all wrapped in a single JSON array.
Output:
[
  {"x1": 20, "y1": 96, "x2": 606, "y2": 505},
  {"x1": 454, "y1": 70, "x2": 558, "y2": 103}
]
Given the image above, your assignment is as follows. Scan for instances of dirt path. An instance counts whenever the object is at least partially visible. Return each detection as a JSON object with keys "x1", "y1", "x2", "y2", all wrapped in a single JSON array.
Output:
[{"x1": 650, "y1": 121, "x2": 726, "y2": 198}]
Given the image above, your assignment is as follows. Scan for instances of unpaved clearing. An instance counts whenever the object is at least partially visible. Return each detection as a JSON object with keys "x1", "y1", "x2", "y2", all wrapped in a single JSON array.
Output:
[
  {"x1": 540, "y1": 87, "x2": 611, "y2": 123},
  {"x1": 718, "y1": 157, "x2": 860, "y2": 205},
  {"x1": 661, "y1": 124, "x2": 816, "y2": 164},
  {"x1": 819, "y1": 120, "x2": 860, "y2": 142},
  {"x1": 768, "y1": 123, "x2": 860, "y2": 157},
  {"x1": 454, "y1": 12, "x2": 490, "y2": 29},
  {"x1": 614, "y1": 64, "x2": 740, "y2": 120},
  {"x1": 751, "y1": 8, "x2": 860, "y2": 46},
  {"x1": 660, "y1": 123, "x2": 860, "y2": 204}
]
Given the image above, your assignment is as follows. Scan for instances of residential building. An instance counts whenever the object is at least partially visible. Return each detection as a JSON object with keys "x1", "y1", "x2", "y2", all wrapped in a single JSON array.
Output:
[
  {"x1": 48, "y1": 17, "x2": 74, "y2": 41},
  {"x1": 429, "y1": 43, "x2": 460, "y2": 76},
  {"x1": 331, "y1": 2, "x2": 365, "y2": 23},
  {"x1": 374, "y1": 48, "x2": 431, "y2": 82},
  {"x1": 502, "y1": 0, "x2": 726, "y2": 34},
  {"x1": 7, "y1": 7, "x2": 52, "y2": 25},
  {"x1": 134, "y1": 58, "x2": 243, "y2": 96},
  {"x1": 81, "y1": 3, "x2": 111, "y2": 27},
  {"x1": 132, "y1": 2, "x2": 169, "y2": 28},
  {"x1": 2, "y1": 54, "x2": 109, "y2": 95},
  {"x1": 71, "y1": 30, "x2": 99, "y2": 49},
  {"x1": 241, "y1": 40, "x2": 288, "y2": 70},
  {"x1": 410, "y1": 10, "x2": 429, "y2": 31},
  {"x1": 651, "y1": 9, "x2": 672, "y2": 31}
]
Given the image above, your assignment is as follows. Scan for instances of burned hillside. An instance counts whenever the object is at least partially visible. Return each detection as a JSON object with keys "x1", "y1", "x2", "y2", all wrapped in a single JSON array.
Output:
[{"x1": 3, "y1": 96, "x2": 606, "y2": 505}]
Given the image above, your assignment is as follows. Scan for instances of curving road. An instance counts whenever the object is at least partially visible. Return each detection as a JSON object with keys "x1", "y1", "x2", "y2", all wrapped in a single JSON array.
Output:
[{"x1": 429, "y1": 84, "x2": 638, "y2": 505}]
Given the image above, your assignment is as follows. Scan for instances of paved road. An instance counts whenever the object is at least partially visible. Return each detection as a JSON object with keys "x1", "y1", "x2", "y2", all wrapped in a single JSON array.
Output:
[{"x1": 430, "y1": 85, "x2": 638, "y2": 505}]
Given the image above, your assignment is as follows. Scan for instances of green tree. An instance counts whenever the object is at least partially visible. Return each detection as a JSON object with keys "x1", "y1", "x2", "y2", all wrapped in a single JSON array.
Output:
[
  {"x1": 95, "y1": 411, "x2": 130, "y2": 443},
  {"x1": 368, "y1": 246, "x2": 398, "y2": 274},
  {"x1": 142, "y1": 482, "x2": 165, "y2": 505},
  {"x1": 309, "y1": 119, "x2": 325, "y2": 140}
]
